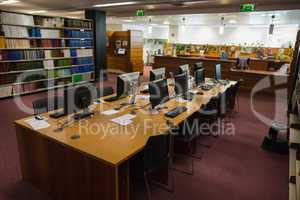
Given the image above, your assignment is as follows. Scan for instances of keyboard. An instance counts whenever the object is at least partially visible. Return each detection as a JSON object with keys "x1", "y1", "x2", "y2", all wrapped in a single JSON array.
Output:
[
  {"x1": 201, "y1": 85, "x2": 214, "y2": 91},
  {"x1": 104, "y1": 96, "x2": 124, "y2": 102},
  {"x1": 218, "y1": 80, "x2": 230, "y2": 85},
  {"x1": 165, "y1": 106, "x2": 187, "y2": 118},
  {"x1": 50, "y1": 111, "x2": 66, "y2": 119}
]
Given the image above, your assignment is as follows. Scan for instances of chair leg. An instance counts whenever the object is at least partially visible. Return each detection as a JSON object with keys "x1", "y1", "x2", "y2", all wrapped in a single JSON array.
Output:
[
  {"x1": 144, "y1": 172, "x2": 152, "y2": 200},
  {"x1": 188, "y1": 140, "x2": 202, "y2": 160},
  {"x1": 149, "y1": 168, "x2": 175, "y2": 193},
  {"x1": 172, "y1": 153, "x2": 194, "y2": 175}
]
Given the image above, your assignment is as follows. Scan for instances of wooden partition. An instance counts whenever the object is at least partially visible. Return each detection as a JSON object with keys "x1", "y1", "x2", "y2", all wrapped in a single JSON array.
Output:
[
  {"x1": 107, "y1": 30, "x2": 143, "y2": 74},
  {"x1": 154, "y1": 55, "x2": 288, "y2": 94}
]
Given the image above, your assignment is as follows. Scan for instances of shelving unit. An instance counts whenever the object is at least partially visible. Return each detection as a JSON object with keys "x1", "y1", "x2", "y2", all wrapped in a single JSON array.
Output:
[{"x1": 0, "y1": 10, "x2": 95, "y2": 98}]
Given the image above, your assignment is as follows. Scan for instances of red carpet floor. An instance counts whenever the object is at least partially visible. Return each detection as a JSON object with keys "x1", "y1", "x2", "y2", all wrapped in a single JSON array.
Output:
[{"x1": 0, "y1": 71, "x2": 288, "y2": 200}]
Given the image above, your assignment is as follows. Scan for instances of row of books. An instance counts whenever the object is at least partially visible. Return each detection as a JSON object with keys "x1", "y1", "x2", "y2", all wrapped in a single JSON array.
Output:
[
  {"x1": 1, "y1": 12, "x2": 34, "y2": 26},
  {"x1": 2, "y1": 26, "x2": 29, "y2": 38},
  {"x1": 64, "y1": 30, "x2": 93, "y2": 38},
  {"x1": 0, "y1": 49, "x2": 93, "y2": 61},
  {"x1": 1, "y1": 50, "x2": 44, "y2": 61},
  {"x1": 64, "y1": 19, "x2": 92, "y2": 29},
  {"x1": 34, "y1": 16, "x2": 64, "y2": 28},
  {"x1": 5, "y1": 39, "x2": 30, "y2": 49},
  {"x1": 0, "y1": 57, "x2": 94, "y2": 73},
  {"x1": 66, "y1": 39, "x2": 93, "y2": 47},
  {"x1": 1, "y1": 38, "x2": 94, "y2": 48}
]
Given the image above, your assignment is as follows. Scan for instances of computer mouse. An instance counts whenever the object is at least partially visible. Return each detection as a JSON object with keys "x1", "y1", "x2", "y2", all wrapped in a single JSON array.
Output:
[
  {"x1": 35, "y1": 115, "x2": 44, "y2": 120},
  {"x1": 196, "y1": 92, "x2": 204, "y2": 95}
]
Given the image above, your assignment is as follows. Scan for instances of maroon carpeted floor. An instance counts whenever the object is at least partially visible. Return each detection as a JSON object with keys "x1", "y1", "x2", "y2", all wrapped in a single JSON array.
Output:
[{"x1": 0, "y1": 68, "x2": 288, "y2": 200}]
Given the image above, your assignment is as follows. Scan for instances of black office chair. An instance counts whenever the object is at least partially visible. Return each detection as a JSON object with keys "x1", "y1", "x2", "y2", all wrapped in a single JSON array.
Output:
[
  {"x1": 228, "y1": 80, "x2": 242, "y2": 113},
  {"x1": 137, "y1": 134, "x2": 174, "y2": 200},
  {"x1": 32, "y1": 96, "x2": 64, "y2": 115},
  {"x1": 173, "y1": 116, "x2": 202, "y2": 175},
  {"x1": 96, "y1": 86, "x2": 114, "y2": 98}
]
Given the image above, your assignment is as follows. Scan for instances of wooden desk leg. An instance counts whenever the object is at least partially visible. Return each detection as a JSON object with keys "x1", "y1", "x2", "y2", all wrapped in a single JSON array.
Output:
[{"x1": 117, "y1": 161, "x2": 130, "y2": 200}]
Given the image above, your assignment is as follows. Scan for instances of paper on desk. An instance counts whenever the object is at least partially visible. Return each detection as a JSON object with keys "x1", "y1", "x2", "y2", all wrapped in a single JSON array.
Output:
[
  {"x1": 110, "y1": 114, "x2": 136, "y2": 126},
  {"x1": 101, "y1": 109, "x2": 119, "y2": 115},
  {"x1": 190, "y1": 90, "x2": 198, "y2": 94},
  {"x1": 175, "y1": 97, "x2": 188, "y2": 103},
  {"x1": 24, "y1": 118, "x2": 50, "y2": 130},
  {"x1": 137, "y1": 95, "x2": 150, "y2": 101}
]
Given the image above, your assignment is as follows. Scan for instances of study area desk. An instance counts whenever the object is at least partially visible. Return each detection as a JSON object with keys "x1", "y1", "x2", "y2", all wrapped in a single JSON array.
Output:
[{"x1": 15, "y1": 79, "x2": 236, "y2": 200}]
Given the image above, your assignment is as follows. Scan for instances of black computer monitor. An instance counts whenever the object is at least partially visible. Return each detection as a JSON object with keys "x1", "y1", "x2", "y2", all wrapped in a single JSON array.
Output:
[
  {"x1": 149, "y1": 79, "x2": 169, "y2": 109},
  {"x1": 174, "y1": 72, "x2": 189, "y2": 96},
  {"x1": 215, "y1": 64, "x2": 221, "y2": 80},
  {"x1": 195, "y1": 68, "x2": 205, "y2": 86},
  {"x1": 117, "y1": 72, "x2": 140, "y2": 97},
  {"x1": 194, "y1": 62, "x2": 203, "y2": 71},
  {"x1": 150, "y1": 67, "x2": 166, "y2": 81},
  {"x1": 178, "y1": 64, "x2": 190, "y2": 75}
]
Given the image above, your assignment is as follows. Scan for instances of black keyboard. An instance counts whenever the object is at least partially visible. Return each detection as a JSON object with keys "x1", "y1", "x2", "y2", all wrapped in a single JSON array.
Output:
[
  {"x1": 165, "y1": 106, "x2": 187, "y2": 118},
  {"x1": 104, "y1": 96, "x2": 124, "y2": 102},
  {"x1": 201, "y1": 85, "x2": 213, "y2": 91}
]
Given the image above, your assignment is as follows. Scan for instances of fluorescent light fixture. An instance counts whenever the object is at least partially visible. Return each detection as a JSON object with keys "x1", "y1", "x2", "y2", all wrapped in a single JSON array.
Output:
[
  {"x1": 148, "y1": 26, "x2": 152, "y2": 34},
  {"x1": 28, "y1": 10, "x2": 46, "y2": 14},
  {"x1": 219, "y1": 25, "x2": 224, "y2": 35},
  {"x1": 163, "y1": 21, "x2": 170, "y2": 25},
  {"x1": 93, "y1": 1, "x2": 137, "y2": 7},
  {"x1": 228, "y1": 20, "x2": 237, "y2": 24},
  {"x1": 0, "y1": 0, "x2": 19, "y2": 4}
]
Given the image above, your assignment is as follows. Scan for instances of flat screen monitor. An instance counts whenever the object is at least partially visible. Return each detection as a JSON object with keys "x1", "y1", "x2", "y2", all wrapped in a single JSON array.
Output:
[
  {"x1": 150, "y1": 67, "x2": 166, "y2": 81},
  {"x1": 215, "y1": 64, "x2": 221, "y2": 80},
  {"x1": 149, "y1": 79, "x2": 169, "y2": 109},
  {"x1": 117, "y1": 48, "x2": 126, "y2": 55},
  {"x1": 174, "y1": 72, "x2": 189, "y2": 96},
  {"x1": 195, "y1": 68, "x2": 205, "y2": 86},
  {"x1": 178, "y1": 64, "x2": 190, "y2": 76},
  {"x1": 117, "y1": 72, "x2": 140, "y2": 97},
  {"x1": 194, "y1": 62, "x2": 203, "y2": 71}
]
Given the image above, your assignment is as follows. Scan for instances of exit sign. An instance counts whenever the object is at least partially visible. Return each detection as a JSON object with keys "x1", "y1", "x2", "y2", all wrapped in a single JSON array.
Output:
[
  {"x1": 136, "y1": 10, "x2": 145, "y2": 16},
  {"x1": 240, "y1": 4, "x2": 256, "y2": 12}
]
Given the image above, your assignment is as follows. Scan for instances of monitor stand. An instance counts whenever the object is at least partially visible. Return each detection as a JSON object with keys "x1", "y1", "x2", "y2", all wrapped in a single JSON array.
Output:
[
  {"x1": 74, "y1": 108, "x2": 94, "y2": 120},
  {"x1": 183, "y1": 92, "x2": 194, "y2": 101}
]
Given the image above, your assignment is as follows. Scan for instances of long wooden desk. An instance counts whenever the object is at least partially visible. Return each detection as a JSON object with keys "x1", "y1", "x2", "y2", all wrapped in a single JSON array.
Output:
[{"x1": 15, "y1": 79, "x2": 236, "y2": 200}]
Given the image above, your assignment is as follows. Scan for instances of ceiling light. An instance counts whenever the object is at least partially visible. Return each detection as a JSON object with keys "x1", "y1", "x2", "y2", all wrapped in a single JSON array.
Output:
[
  {"x1": 28, "y1": 10, "x2": 46, "y2": 14},
  {"x1": 219, "y1": 17, "x2": 225, "y2": 35},
  {"x1": 228, "y1": 20, "x2": 237, "y2": 24},
  {"x1": 0, "y1": 0, "x2": 19, "y2": 4},
  {"x1": 93, "y1": 1, "x2": 137, "y2": 7},
  {"x1": 163, "y1": 21, "x2": 170, "y2": 25}
]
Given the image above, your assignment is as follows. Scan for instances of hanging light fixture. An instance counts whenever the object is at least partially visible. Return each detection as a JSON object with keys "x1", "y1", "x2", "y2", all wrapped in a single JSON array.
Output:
[
  {"x1": 269, "y1": 15, "x2": 275, "y2": 35},
  {"x1": 219, "y1": 17, "x2": 225, "y2": 35},
  {"x1": 148, "y1": 17, "x2": 152, "y2": 34}
]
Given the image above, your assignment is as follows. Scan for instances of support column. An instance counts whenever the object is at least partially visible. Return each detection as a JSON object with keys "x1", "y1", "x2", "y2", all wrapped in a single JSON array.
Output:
[{"x1": 85, "y1": 10, "x2": 107, "y2": 81}]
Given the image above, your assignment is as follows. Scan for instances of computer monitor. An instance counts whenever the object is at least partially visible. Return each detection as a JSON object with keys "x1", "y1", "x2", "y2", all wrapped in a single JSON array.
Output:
[
  {"x1": 117, "y1": 72, "x2": 140, "y2": 97},
  {"x1": 194, "y1": 62, "x2": 203, "y2": 71},
  {"x1": 149, "y1": 79, "x2": 169, "y2": 109},
  {"x1": 150, "y1": 67, "x2": 166, "y2": 81},
  {"x1": 50, "y1": 84, "x2": 96, "y2": 119},
  {"x1": 178, "y1": 64, "x2": 190, "y2": 76},
  {"x1": 215, "y1": 64, "x2": 221, "y2": 80},
  {"x1": 174, "y1": 72, "x2": 189, "y2": 97},
  {"x1": 195, "y1": 68, "x2": 205, "y2": 86}
]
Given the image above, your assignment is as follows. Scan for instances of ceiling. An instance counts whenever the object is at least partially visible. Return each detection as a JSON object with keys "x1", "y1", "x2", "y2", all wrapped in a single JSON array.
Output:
[
  {"x1": 1, "y1": 0, "x2": 300, "y2": 18},
  {"x1": 107, "y1": 10, "x2": 300, "y2": 26}
]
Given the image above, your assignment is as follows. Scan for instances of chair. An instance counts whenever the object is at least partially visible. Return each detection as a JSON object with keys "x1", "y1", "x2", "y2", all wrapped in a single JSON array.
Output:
[
  {"x1": 172, "y1": 114, "x2": 203, "y2": 175},
  {"x1": 228, "y1": 80, "x2": 242, "y2": 112},
  {"x1": 96, "y1": 86, "x2": 114, "y2": 98},
  {"x1": 140, "y1": 134, "x2": 174, "y2": 200},
  {"x1": 32, "y1": 96, "x2": 64, "y2": 115}
]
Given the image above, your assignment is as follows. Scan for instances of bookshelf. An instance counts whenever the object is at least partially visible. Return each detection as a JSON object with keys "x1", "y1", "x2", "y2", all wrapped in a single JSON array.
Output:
[{"x1": 0, "y1": 11, "x2": 95, "y2": 98}]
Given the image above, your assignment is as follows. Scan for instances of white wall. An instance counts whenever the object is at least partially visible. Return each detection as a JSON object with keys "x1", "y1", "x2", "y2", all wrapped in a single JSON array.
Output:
[
  {"x1": 177, "y1": 24, "x2": 299, "y2": 47},
  {"x1": 122, "y1": 24, "x2": 169, "y2": 39}
]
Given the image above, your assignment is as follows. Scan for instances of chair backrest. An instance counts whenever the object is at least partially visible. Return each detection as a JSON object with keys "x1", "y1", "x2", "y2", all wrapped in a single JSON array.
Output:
[
  {"x1": 143, "y1": 134, "x2": 169, "y2": 172},
  {"x1": 32, "y1": 96, "x2": 64, "y2": 115},
  {"x1": 194, "y1": 62, "x2": 203, "y2": 71},
  {"x1": 96, "y1": 86, "x2": 114, "y2": 98}
]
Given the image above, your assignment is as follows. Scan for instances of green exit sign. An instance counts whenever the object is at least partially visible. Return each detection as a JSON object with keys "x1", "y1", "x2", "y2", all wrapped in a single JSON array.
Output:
[
  {"x1": 240, "y1": 4, "x2": 256, "y2": 12},
  {"x1": 136, "y1": 10, "x2": 145, "y2": 16}
]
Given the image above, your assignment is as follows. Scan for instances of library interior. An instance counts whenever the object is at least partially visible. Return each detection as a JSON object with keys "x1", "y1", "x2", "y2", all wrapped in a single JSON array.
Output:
[{"x1": 1, "y1": 0, "x2": 300, "y2": 200}]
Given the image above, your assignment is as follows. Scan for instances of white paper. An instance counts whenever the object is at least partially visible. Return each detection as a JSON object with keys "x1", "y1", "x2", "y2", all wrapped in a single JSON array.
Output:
[
  {"x1": 110, "y1": 114, "x2": 136, "y2": 126},
  {"x1": 175, "y1": 97, "x2": 188, "y2": 103},
  {"x1": 137, "y1": 95, "x2": 150, "y2": 101},
  {"x1": 101, "y1": 109, "x2": 119, "y2": 115},
  {"x1": 111, "y1": 118, "x2": 133, "y2": 126},
  {"x1": 190, "y1": 90, "x2": 199, "y2": 94},
  {"x1": 25, "y1": 118, "x2": 50, "y2": 130}
]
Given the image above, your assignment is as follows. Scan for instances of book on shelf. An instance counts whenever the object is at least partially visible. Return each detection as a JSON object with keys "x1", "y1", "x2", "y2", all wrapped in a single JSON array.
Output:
[
  {"x1": 1, "y1": 12, "x2": 34, "y2": 26},
  {"x1": 2, "y1": 25, "x2": 29, "y2": 38},
  {"x1": 5, "y1": 39, "x2": 30, "y2": 49}
]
